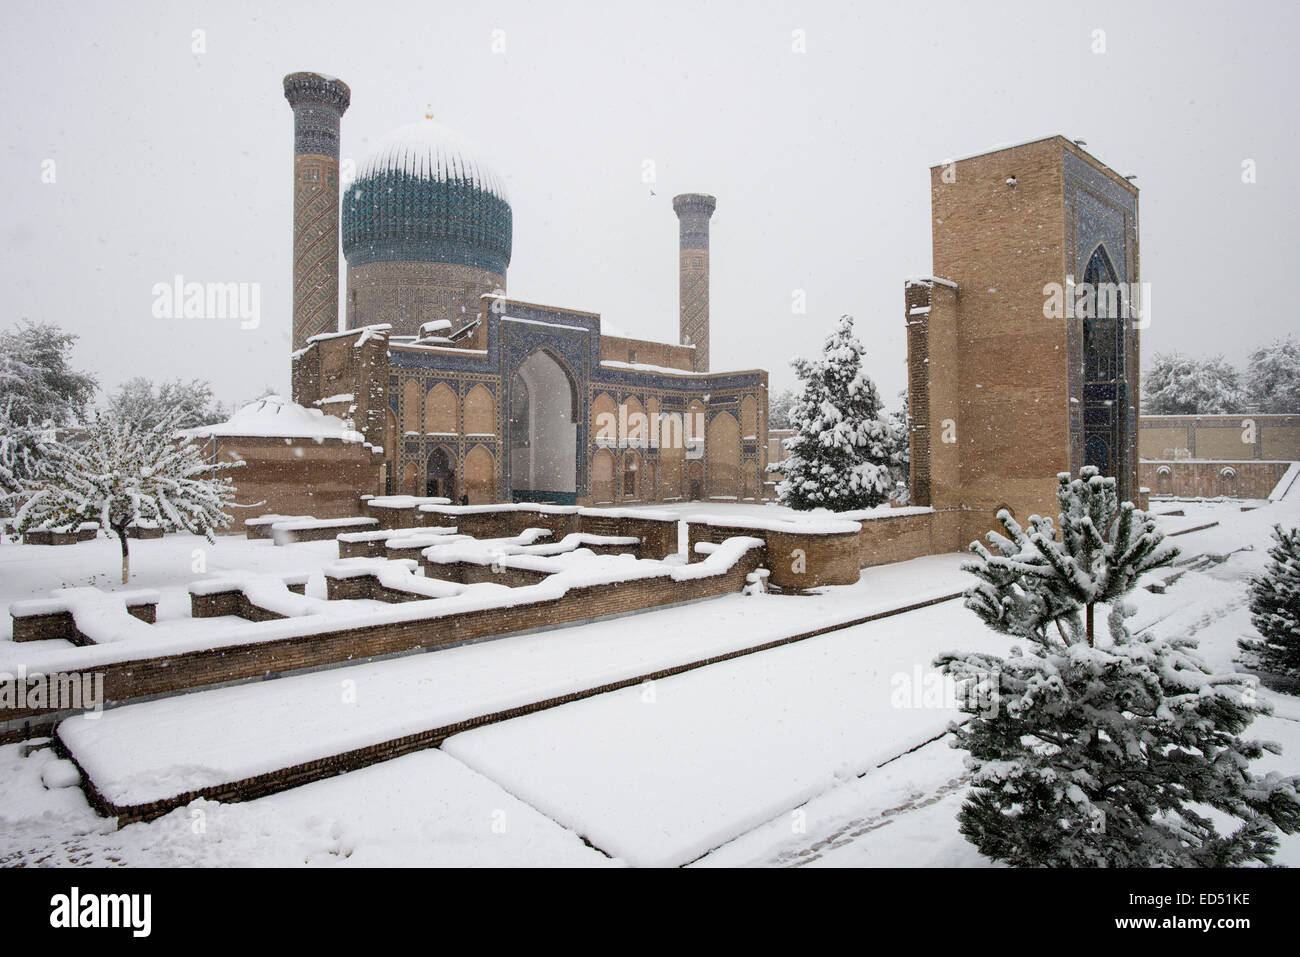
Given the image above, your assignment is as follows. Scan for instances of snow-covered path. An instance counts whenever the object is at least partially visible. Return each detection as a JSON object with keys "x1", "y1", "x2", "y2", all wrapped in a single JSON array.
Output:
[{"x1": 440, "y1": 599, "x2": 1014, "y2": 866}]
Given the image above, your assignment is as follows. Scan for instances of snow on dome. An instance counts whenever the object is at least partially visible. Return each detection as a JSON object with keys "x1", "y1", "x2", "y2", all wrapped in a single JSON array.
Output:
[
  {"x1": 185, "y1": 396, "x2": 365, "y2": 443},
  {"x1": 342, "y1": 117, "x2": 513, "y2": 275},
  {"x1": 356, "y1": 117, "x2": 509, "y2": 202}
]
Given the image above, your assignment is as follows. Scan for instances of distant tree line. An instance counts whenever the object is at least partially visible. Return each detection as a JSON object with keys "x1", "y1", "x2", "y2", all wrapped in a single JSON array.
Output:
[{"x1": 1143, "y1": 335, "x2": 1300, "y2": 415}]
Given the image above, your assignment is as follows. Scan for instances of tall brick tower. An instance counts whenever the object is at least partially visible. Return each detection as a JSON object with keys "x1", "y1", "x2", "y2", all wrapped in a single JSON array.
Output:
[
  {"x1": 673, "y1": 193, "x2": 716, "y2": 373},
  {"x1": 904, "y1": 136, "x2": 1141, "y2": 548},
  {"x1": 283, "y1": 72, "x2": 350, "y2": 353}
]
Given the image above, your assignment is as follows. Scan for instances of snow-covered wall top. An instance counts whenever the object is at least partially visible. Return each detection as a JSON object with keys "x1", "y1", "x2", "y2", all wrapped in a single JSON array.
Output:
[{"x1": 185, "y1": 396, "x2": 365, "y2": 443}]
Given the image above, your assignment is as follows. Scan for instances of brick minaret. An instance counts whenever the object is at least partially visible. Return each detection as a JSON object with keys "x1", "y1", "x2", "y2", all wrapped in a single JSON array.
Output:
[
  {"x1": 673, "y1": 193, "x2": 716, "y2": 373},
  {"x1": 283, "y1": 72, "x2": 350, "y2": 354}
]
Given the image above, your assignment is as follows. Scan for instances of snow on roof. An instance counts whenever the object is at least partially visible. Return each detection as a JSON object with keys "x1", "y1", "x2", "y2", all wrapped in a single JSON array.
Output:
[
  {"x1": 689, "y1": 513, "x2": 862, "y2": 535},
  {"x1": 600, "y1": 360, "x2": 708, "y2": 377},
  {"x1": 903, "y1": 276, "x2": 958, "y2": 290},
  {"x1": 502, "y1": 315, "x2": 589, "y2": 333},
  {"x1": 357, "y1": 118, "x2": 510, "y2": 203},
  {"x1": 929, "y1": 133, "x2": 1064, "y2": 167},
  {"x1": 304, "y1": 324, "x2": 391, "y2": 346},
  {"x1": 185, "y1": 396, "x2": 365, "y2": 443}
]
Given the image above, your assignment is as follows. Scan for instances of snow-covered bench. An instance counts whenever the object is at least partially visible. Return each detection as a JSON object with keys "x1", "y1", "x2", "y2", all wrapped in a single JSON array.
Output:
[{"x1": 10, "y1": 588, "x2": 160, "y2": 645}]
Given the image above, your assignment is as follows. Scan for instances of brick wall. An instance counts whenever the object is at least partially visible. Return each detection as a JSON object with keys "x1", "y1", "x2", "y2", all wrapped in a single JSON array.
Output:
[
  {"x1": 199, "y1": 436, "x2": 382, "y2": 523},
  {"x1": 599, "y1": 334, "x2": 696, "y2": 372},
  {"x1": 1141, "y1": 460, "x2": 1291, "y2": 500},
  {"x1": 1139, "y1": 414, "x2": 1300, "y2": 462},
  {"x1": 3, "y1": 545, "x2": 764, "y2": 723}
]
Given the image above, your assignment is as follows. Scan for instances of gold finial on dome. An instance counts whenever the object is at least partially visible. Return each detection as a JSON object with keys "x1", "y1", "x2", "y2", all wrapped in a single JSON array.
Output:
[{"x1": 424, "y1": 103, "x2": 434, "y2": 120}]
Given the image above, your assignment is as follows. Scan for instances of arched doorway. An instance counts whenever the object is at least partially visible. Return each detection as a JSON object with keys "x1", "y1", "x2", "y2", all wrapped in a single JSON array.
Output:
[
  {"x1": 706, "y1": 412, "x2": 741, "y2": 498},
  {"x1": 622, "y1": 451, "x2": 641, "y2": 500},
  {"x1": 688, "y1": 460, "x2": 704, "y2": 501},
  {"x1": 1081, "y1": 244, "x2": 1126, "y2": 483},
  {"x1": 463, "y1": 445, "x2": 495, "y2": 505},
  {"x1": 591, "y1": 448, "x2": 615, "y2": 504},
  {"x1": 426, "y1": 447, "x2": 455, "y2": 500},
  {"x1": 509, "y1": 350, "x2": 578, "y2": 504}
]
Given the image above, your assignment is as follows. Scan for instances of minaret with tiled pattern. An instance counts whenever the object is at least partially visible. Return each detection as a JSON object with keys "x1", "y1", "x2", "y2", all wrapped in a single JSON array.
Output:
[
  {"x1": 673, "y1": 193, "x2": 716, "y2": 373},
  {"x1": 283, "y1": 72, "x2": 350, "y2": 353}
]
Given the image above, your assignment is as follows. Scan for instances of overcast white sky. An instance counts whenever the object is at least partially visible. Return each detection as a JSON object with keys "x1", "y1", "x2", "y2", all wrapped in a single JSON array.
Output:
[{"x1": 4, "y1": 0, "x2": 1297, "y2": 407}]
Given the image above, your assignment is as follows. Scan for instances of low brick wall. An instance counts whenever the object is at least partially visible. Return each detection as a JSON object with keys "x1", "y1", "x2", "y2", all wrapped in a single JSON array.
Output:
[
  {"x1": 270, "y1": 518, "x2": 378, "y2": 545},
  {"x1": 507, "y1": 509, "x2": 581, "y2": 539},
  {"x1": 1141, "y1": 460, "x2": 1292, "y2": 500},
  {"x1": 765, "y1": 528, "x2": 861, "y2": 588},
  {"x1": 325, "y1": 573, "x2": 440, "y2": 604},
  {"x1": 3, "y1": 545, "x2": 765, "y2": 723},
  {"x1": 22, "y1": 530, "x2": 79, "y2": 546},
  {"x1": 364, "y1": 503, "x2": 417, "y2": 531},
  {"x1": 11, "y1": 594, "x2": 159, "y2": 644},
  {"x1": 57, "y1": 583, "x2": 961, "y2": 827},
  {"x1": 338, "y1": 536, "x2": 386, "y2": 559},
  {"x1": 420, "y1": 507, "x2": 514, "y2": 539},
  {"x1": 190, "y1": 590, "x2": 286, "y2": 623},
  {"x1": 856, "y1": 511, "x2": 948, "y2": 569},
  {"x1": 687, "y1": 520, "x2": 859, "y2": 588},
  {"x1": 419, "y1": 558, "x2": 554, "y2": 587}
]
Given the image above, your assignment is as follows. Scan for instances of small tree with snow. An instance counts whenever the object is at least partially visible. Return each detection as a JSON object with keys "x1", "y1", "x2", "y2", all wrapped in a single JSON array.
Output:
[
  {"x1": 1239, "y1": 525, "x2": 1300, "y2": 679},
  {"x1": 772, "y1": 315, "x2": 900, "y2": 511},
  {"x1": 14, "y1": 406, "x2": 240, "y2": 582},
  {"x1": 936, "y1": 468, "x2": 1300, "y2": 866}
]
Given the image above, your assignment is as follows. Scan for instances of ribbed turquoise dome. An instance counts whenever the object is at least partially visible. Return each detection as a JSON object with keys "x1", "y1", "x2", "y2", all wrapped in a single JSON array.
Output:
[{"x1": 341, "y1": 118, "x2": 512, "y2": 275}]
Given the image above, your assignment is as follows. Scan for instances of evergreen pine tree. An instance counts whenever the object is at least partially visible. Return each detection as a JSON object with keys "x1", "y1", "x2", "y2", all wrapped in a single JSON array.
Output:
[
  {"x1": 1239, "y1": 524, "x2": 1300, "y2": 678},
  {"x1": 886, "y1": 389, "x2": 910, "y2": 502},
  {"x1": 936, "y1": 468, "x2": 1300, "y2": 866},
  {"x1": 773, "y1": 315, "x2": 898, "y2": 511},
  {"x1": 14, "y1": 406, "x2": 241, "y2": 582}
]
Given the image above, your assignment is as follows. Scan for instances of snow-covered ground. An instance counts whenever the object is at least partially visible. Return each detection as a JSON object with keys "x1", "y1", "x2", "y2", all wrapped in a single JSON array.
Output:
[
  {"x1": 57, "y1": 554, "x2": 970, "y2": 809},
  {"x1": 1, "y1": 493, "x2": 1297, "y2": 867}
]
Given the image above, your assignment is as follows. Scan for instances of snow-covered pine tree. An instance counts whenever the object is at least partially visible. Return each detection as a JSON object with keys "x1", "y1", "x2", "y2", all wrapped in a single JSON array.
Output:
[
  {"x1": 936, "y1": 468, "x2": 1300, "y2": 866},
  {"x1": 14, "y1": 406, "x2": 241, "y2": 582},
  {"x1": 772, "y1": 315, "x2": 899, "y2": 511},
  {"x1": 886, "y1": 389, "x2": 910, "y2": 503},
  {"x1": 1239, "y1": 524, "x2": 1300, "y2": 678}
]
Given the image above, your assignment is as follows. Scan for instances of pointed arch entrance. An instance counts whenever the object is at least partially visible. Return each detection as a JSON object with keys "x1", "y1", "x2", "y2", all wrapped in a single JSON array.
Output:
[
  {"x1": 1081, "y1": 244, "x2": 1127, "y2": 483},
  {"x1": 426, "y1": 447, "x2": 456, "y2": 500},
  {"x1": 508, "y1": 349, "x2": 578, "y2": 504}
]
